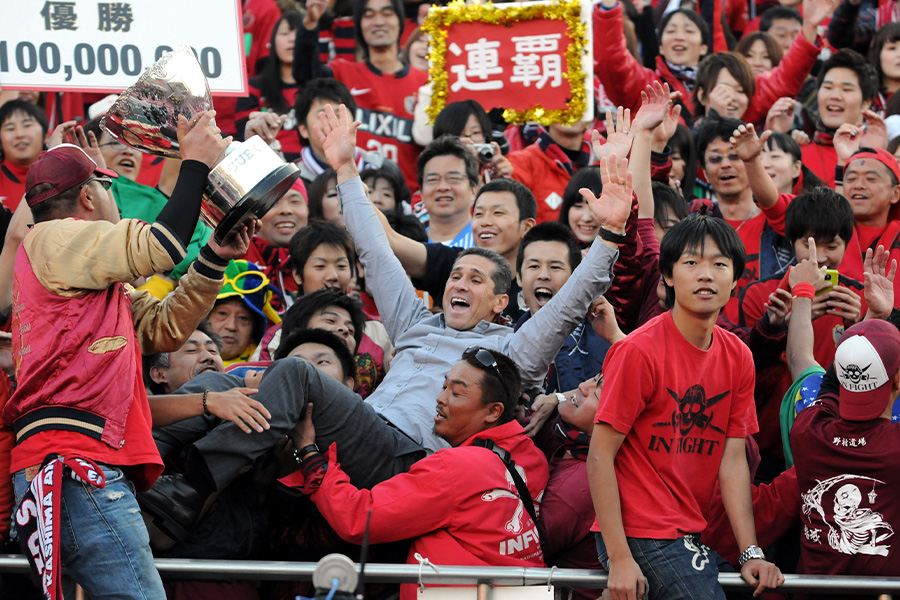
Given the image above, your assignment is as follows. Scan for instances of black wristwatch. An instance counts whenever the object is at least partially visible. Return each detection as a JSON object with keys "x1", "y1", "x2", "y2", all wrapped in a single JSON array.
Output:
[
  {"x1": 597, "y1": 227, "x2": 627, "y2": 244},
  {"x1": 293, "y1": 443, "x2": 320, "y2": 465}
]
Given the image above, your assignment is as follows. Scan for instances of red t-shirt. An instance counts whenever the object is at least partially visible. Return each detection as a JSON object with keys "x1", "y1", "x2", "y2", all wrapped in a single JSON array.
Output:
[
  {"x1": 0, "y1": 161, "x2": 30, "y2": 211},
  {"x1": 593, "y1": 312, "x2": 758, "y2": 538},
  {"x1": 10, "y1": 346, "x2": 163, "y2": 492},
  {"x1": 724, "y1": 211, "x2": 766, "y2": 294},
  {"x1": 328, "y1": 60, "x2": 427, "y2": 193},
  {"x1": 791, "y1": 391, "x2": 900, "y2": 581}
]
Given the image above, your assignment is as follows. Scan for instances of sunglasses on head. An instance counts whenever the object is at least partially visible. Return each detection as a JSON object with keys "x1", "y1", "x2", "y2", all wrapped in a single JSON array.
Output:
[{"x1": 464, "y1": 345, "x2": 512, "y2": 400}]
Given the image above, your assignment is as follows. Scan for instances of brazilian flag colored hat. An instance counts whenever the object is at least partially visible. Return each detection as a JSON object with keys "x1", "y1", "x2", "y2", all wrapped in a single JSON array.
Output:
[{"x1": 217, "y1": 260, "x2": 282, "y2": 330}]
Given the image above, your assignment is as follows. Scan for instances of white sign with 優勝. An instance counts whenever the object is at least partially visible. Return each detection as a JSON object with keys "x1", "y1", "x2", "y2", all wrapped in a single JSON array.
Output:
[{"x1": 0, "y1": 0, "x2": 247, "y2": 95}]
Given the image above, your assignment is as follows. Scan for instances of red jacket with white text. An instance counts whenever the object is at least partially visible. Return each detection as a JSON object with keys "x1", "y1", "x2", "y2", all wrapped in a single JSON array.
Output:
[{"x1": 307, "y1": 420, "x2": 549, "y2": 599}]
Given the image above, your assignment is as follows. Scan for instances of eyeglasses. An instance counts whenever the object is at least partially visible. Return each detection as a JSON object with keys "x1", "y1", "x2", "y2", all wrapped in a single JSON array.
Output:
[
  {"x1": 464, "y1": 345, "x2": 513, "y2": 400},
  {"x1": 87, "y1": 177, "x2": 113, "y2": 190},
  {"x1": 460, "y1": 131, "x2": 486, "y2": 143},
  {"x1": 100, "y1": 140, "x2": 128, "y2": 150},
  {"x1": 705, "y1": 152, "x2": 741, "y2": 165},
  {"x1": 223, "y1": 269, "x2": 270, "y2": 295}
]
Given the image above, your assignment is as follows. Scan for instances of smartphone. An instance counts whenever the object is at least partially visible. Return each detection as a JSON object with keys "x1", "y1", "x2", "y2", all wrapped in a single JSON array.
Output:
[{"x1": 816, "y1": 269, "x2": 840, "y2": 295}]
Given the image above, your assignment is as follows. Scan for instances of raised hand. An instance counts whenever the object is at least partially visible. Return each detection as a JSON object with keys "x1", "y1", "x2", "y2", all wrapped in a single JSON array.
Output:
[
  {"x1": 803, "y1": 0, "x2": 840, "y2": 29},
  {"x1": 314, "y1": 103, "x2": 361, "y2": 176},
  {"x1": 789, "y1": 238, "x2": 827, "y2": 288},
  {"x1": 303, "y1": 0, "x2": 329, "y2": 29},
  {"x1": 707, "y1": 84, "x2": 740, "y2": 118},
  {"x1": 859, "y1": 109, "x2": 889, "y2": 150},
  {"x1": 592, "y1": 106, "x2": 633, "y2": 163},
  {"x1": 765, "y1": 288, "x2": 793, "y2": 327},
  {"x1": 832, "y1": 122, "x2": 861, "y2": 165},
  {"x1": 632, "y1": 81, "x2": 673, "y2": 134},
  {"x1": 581, "y1": 154, "x2": 632, "y2": 237},
  {"x1": 765, "y1": 97, "x2": 796, "y2": 133},
  {"x1": 731, "y1": 123, "x2": 771, "y2": 162},
  {"x1": 245, "y1": 111, "x2": 287, "y2": 145},
  {"x1": 178, "y1": 110, "x2": 231, "y2": 168},
  {"x1": 864, "y1": 245, "x2": 898, "y2": 319},
  {"x1": 208, "y1": 219, "x2": 259, "y2": 261},
  {"x1": 652, "y1": 93, "x2": 682, "y2": 152}
]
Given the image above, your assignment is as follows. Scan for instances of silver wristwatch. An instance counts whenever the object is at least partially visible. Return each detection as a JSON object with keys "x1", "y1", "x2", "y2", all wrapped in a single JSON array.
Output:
[{"x1": 738, "y1": 544, "x2": 766, "y2": 567}]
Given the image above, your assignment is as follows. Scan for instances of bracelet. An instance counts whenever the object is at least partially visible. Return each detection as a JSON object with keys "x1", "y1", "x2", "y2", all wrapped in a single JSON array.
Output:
[
  {"x1": 202, "y1": 390, "x2": 212, "y2": 417},
  {"x1": 554, "y1": 392, "x2": 580, "y2": 408},
  {"x1": 792, "y1": 282, "x2": 815, "y2": 299},
  {"x1": 294, "y1": 443, "x2": 321, "y2": 465},
  {"x1": 597, "y1": 227, "x2": 627, "y2": 244}
]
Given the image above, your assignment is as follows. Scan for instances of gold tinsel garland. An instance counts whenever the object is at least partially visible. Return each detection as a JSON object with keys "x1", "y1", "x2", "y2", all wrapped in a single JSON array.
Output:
[{"x1": 421, "y1": 0, "x2": 588, "y2": 126}]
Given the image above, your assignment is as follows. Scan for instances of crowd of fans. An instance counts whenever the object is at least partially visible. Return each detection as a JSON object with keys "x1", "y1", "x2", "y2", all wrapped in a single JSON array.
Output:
[{"x1": 1, "y1": 0, "x2": 900, "y2": 598}]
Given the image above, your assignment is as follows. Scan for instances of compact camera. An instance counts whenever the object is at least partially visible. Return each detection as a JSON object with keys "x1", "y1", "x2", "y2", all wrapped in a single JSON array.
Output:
[{"x1": 471, "y1": 143, "x2": 495, "y2": 163}]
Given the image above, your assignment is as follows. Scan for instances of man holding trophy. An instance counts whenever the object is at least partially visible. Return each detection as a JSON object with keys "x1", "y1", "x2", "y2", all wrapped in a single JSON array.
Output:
[{"x1": 0, "y1": 46, "x2": 298, "y2": 600}]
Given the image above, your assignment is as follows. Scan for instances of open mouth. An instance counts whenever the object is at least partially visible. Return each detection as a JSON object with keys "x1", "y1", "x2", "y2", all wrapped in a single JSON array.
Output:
[
  {"x1": 478, "y1": 231, "x2": 497, "y2": 241},
  {"x1": 534, "y1": 287, "x2": 554, "y2": 304},
  {"x1": 694, "y1": 287, "x2": 717, "y2": 298},
  {"x1": 195, "y1": 363, "x2": 219, "y2": 376},
  {"x1": 449, "y1": 296, "x2": 470, "y2": 309},
  {"x1": 825, "y1": 104, "x2": 844, "y2": 114}
]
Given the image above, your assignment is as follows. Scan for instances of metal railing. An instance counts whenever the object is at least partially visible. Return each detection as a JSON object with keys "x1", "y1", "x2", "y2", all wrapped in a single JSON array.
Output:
[{"x1": 2, "y1": 555, "x2": 900, "y2": 597}]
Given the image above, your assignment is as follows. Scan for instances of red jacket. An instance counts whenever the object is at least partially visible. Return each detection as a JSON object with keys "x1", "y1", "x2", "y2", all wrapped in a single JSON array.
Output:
[
  {"x1": 309, "y1": 420, "x2": 549, "y2": 599},
  {"x1": 592, "y1": 5, "x2": 820, "y2": 126},
  {"x1": 508, "y1": 139, "x2": 589, "y2": 224}
]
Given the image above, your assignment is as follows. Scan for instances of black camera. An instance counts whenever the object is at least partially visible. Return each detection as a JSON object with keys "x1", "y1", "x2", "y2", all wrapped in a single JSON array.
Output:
[{"x1": 471, "y1": 143, "x2": 495, "y2": 163}]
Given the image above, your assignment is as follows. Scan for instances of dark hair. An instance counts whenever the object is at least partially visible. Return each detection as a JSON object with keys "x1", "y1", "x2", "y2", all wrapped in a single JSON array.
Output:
[
  {"x1": 657, "y1": 9, "x2": 711, "y2": 58},
  {"x1": 27, "y1": 182, "x2": 82, "y2": 223},
  {"x1": 785, "y1": 187, "x2": 854, "y2": 245},
  {"x1": 361, "y1": 166, "x2": 410, "y2": 210},
  {"x1": 652, "y1": 181, "x2": 689, "y2": 226},
  {"x1": 889, "y1": 135, "x2": 900, "y2": 155},
  {"x1": 281, "y1": 288, "x2": 366, "y2": 352},
  {"x1": 294, "y1": 79, "x2": 358, "y2": 146},
  {"x1": 694, "y1": 114, "x2": 745, "y2": 166},
  {"x1": 143, "y1": 320, "x2": 222, "y2": 395},
  {"x1": 693, "y1": 53, "x2": 756, "y2": 118},
  {"x1": 454, "y1": 246, "x2": 512, "y2": 295},
  {"x1": 275, "y1": 328, "x2": 357, "y2": 386},
  {"x1": 416, "y1": 134, "x2": 480, "y2": 188},
  {"x1": 462, "y1": 348, "x2": 522, "y2": 424},
  {"x1": 734, "y1": 32, "x2": 784, "y2": 69},
  {"x1": 306, "y1": 168, "x2": 340, "y2": 221},
  {"x1": 658, "y1": 215, "x2": 746, "y2": 309},
  {"x1": 559, "y1": 165, "x2": 603, "y2": 233},
  {"x1": 383, "y1": 209, "x2": 428, "y2": 242},
  {"x1": 353, "y1": 0, "x2": 405, "y2": 57},
  {"x1": 0, "y1": 99, "x2": 48, "y2": 161},
  {"x1": 475, "y1": 178, "x2": 537, "y2": 222},
  {"x1": 765, "y1": 131, "x2": 825, "y2": 191},
  {"x1": 257, "y1": 12, "x2": 303, "y2": 114},
  {"x1": 759, "y1": 6, "x2": 802, "y2": 32},
  {"x1": 433, "y1": 100, "x2": 492, "y2": 141},
  {"x1": 288, "y1": 220, "x2": 355, "y2": 284},
  {"x1": 817, "y1": 49, "x2": 879, "y2": 103},
  {"x1": 669, "y1": 123, "x2": 698, "y2": 199},
  {"x1": 84, "y1": 115, "x2": 104, "y2": 140},
  {"x1": 516, "y1": 221, "x2": 582, "y2": 274},
  {"x1": 870, "y1": 23, "x2": 900, "y2": 90}
]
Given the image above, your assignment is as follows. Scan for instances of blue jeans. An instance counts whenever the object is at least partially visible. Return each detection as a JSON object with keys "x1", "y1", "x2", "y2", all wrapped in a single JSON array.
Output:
[
  {"x1": 14, "y1": 464, "x2": 166, "y2": 600},
  {"x1": 596, "y1": 534, "x2": 726, "y2": 600}
]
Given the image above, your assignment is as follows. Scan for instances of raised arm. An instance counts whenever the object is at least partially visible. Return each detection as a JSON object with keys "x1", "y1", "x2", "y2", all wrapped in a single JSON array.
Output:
[
  {"x1": 316, "y1": 104, "x2": 431, "y2": 339},
  {"x1": 732, "y1": 123, "x2": 778, "y2": 208},
  {"x1": 786, "y1": 239, "x2": 827, "y2": 380},
  {"x1": 593, "y1": 1, "x2": 657, "y2": 114},
  {"x1": 292, "y1": 0, "x2": 332, "y2": 84},
  {"x1": 630, "y1": 83, "x2": 675, "y2": 219}
]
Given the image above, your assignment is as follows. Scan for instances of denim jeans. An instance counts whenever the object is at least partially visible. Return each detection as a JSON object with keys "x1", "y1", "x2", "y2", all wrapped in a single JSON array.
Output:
[
  {"x1": 595, "y1": 533, "x2": 726, "y2": 600},
  {"x1": 14, "y1": 464, "x2": 166, "y2": 600}
]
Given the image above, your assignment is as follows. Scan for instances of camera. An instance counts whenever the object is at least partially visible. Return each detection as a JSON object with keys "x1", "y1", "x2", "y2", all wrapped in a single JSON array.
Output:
[{"x1": 471, "y1": 143, "x2": 495, "y2": 163}]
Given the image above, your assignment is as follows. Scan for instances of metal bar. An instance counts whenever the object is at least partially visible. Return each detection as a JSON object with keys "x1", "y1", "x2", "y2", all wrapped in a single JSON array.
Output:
[
  {"x1": 2, "y1": 555, "x2": 900, "y2": 595},
  {"x1": 476, "y1": 583, "x2": 493, "y2": 600}
]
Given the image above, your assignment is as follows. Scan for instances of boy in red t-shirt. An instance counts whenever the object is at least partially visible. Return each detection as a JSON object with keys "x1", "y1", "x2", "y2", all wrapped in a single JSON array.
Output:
[{"x1": 588, "y1": 214, "x2": 784, "y2": 599}]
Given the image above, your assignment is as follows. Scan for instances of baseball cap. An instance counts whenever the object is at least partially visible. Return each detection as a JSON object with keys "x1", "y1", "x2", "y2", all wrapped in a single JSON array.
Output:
[
  {"x1": 835, "y1": 319, "x2": 900, "y2": 421},
  {"x1": 848, "y1": 147, "x2": 900, "y2": 185},
  {"x1": 25, "y1": 144, "x2": 118, "y2": 207}
]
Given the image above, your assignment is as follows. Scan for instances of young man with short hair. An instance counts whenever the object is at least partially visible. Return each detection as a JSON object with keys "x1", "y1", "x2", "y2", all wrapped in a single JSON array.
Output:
[
  {"x1": 759, "y1": 6, "x2": 803, "y2": 51},
  {"x1": 293, "y1": 0, "x2": 427, "y2": 192},
  {"x1": 0, "y1": 99, "x2": 47, "y2": 211},
  {"x1": 288, "y1": 220, "x2": 355, "y2": 296},
  {"x1": 801, "y1": 50, "x2": 878, "y2": 188},
  {"x1": 588, "y1": 215, "x2": 784, "y2": 600}
]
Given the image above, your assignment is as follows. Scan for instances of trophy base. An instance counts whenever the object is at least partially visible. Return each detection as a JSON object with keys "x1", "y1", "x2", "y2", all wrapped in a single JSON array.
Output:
[{"x1": 213, "y1": 162, "x2": 301, "y2": 245}]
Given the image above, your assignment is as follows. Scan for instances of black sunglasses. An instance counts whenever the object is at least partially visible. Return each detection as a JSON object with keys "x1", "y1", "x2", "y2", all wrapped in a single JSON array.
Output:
[{"x1": 464, "y1": 345, "x2": 512, "y2": 400}]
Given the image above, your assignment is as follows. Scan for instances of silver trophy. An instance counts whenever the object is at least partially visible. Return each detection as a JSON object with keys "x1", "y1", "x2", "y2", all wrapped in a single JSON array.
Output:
[{"x1": 101, "y1": 45, "x2": 300, "y2": 243}]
